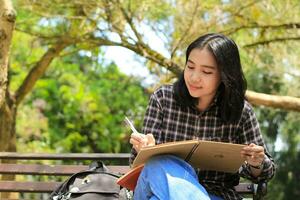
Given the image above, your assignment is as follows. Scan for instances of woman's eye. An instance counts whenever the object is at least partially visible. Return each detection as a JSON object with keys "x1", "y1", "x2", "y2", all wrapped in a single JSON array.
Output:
[
  {"x1": 187, "y1": 65, "x2": 194, "y2": 69},
  {"x1": 203, "y1": 71, "x2": 213, "y2": 74}
]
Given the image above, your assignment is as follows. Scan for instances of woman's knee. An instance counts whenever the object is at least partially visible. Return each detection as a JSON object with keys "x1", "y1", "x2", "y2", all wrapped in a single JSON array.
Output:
[
  {"x1": 143, "y1": 155, "x2": 197, "y2": 179},
  {"x1": 146, "y1": 155, "x2": 186, "y2": 167}
]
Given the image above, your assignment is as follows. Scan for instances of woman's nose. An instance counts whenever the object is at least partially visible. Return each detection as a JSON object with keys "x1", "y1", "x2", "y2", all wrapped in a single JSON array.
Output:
[{"x1": 190, "y1": 72, "x2": 202, "y2": 83}]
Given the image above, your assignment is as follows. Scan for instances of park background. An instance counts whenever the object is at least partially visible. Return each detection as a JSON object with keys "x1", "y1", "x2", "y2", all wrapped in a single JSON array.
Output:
[{"x1": 0, "y1": 0, "x2": 299, "y2": 199}]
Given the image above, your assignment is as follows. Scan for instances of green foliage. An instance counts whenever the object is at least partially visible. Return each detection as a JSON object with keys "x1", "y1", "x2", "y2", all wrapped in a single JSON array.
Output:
[
  {"x1": 9, "y1": 31, "x2": 45, "y2": 91},
  {"x1": 130, "y1": 0, "x2": 174, "y2": 21},
  {"x1": 266, "y1": 113, "x2": 300, "y2": 200},
  {"x1": 16, "y1": 51, "x2": 148, "y2": 153}
]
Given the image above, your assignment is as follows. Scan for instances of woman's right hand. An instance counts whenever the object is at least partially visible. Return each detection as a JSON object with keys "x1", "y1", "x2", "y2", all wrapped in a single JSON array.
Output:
[{"x1": 129, "y1": 133, "x2": 155, "y2": 153}]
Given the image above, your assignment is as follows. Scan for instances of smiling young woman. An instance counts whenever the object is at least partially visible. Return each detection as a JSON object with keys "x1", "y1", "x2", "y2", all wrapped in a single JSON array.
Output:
[{"x1": 129, "y1": 33, "x2": 275, "y2": 200}]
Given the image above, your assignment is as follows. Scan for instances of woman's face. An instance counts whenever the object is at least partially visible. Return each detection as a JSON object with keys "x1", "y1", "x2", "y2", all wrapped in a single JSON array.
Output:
[{"x1": 184, "y1": 47, "x2": 221, "y2": 101}]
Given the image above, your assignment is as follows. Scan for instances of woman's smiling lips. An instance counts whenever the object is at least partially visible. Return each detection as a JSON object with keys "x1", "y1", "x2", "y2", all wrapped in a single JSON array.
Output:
[{"x1": 188, "y1": 83, "x2": 202, "y2": 90}]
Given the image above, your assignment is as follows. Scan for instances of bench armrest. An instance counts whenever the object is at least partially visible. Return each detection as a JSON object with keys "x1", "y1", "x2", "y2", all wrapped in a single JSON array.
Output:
[{"x1": 253, "y1": 181, "x2": 267, "y2": 200}]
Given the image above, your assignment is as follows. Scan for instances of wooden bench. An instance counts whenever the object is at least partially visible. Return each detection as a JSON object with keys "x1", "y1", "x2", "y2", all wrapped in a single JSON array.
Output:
[{"x1": 0, "y1": 152, "x2": 267, "y2": 199}]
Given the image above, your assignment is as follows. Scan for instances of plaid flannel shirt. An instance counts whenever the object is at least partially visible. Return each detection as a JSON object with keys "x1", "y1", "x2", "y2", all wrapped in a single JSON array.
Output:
[{"x1": 130, "y1": 85, "x2": 275, "y2": 200}]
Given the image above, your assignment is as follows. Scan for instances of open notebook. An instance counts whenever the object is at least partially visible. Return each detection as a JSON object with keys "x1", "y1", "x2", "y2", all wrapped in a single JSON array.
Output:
[{"x1": 117, "y1": 140, "x2": 246, "y2": 190}]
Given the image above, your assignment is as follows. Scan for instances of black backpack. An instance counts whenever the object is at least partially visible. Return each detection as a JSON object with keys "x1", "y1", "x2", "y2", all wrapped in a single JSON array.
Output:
[{"x1": 49, "y1": 161, "x2": 131, "y2": 200}]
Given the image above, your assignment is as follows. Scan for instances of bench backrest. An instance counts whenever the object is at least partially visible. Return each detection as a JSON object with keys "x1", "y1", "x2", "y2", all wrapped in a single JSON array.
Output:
[{"x1": 0, "y1": 152, "x2": 261, "y2": 198}]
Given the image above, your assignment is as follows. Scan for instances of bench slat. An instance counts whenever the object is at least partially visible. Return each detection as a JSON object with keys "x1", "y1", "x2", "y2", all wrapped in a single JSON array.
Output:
[
  {"x1": 0, "y1": 152, "x2": 130, "y2": 161},
  {"x1": 234, "y1": 182, "x2": 254, "y2": 193},
  {"x1": 0, "y1": 181, "x2": 254, "y2": 194},
  {"x1": 0, "y1": 181, "x2": 60, "y2": 193},
  {"x1": 0, "y1": 164, "x2": 130, "y2": 175}
]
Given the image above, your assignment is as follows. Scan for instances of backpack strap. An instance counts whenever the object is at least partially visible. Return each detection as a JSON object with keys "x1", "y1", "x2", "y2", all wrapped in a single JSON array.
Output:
[{"x1": 88, "y1": 161, "x2": 109, "y2": 172}]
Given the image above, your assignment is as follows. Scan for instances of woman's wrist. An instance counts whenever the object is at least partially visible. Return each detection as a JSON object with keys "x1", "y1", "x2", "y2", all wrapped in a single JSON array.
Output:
[
  {"x1": 248, "y1": 162, "x2": 263, "y2": 169},
  {"x1": 246, "y1": 158, "x2": 265, "y2": 170}
]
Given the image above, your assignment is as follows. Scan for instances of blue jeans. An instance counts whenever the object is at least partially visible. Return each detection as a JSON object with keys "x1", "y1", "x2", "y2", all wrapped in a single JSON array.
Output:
[{"x1": 134, "y1": 155, "x2": 223, "y2": 200}]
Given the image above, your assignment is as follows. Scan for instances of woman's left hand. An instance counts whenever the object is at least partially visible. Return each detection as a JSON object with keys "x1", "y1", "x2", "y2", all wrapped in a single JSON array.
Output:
[{"x1": 241, "y1": 143, "x2": 265, "y2": 168}]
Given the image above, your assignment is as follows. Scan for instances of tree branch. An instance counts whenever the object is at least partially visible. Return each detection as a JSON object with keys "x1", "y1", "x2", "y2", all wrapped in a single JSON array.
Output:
[
  {"x1": 14, "y1": 41, "x2": 69, "y2": 105},
  {"x1": 115, "y1": 0, "x2": 144, "y2": 44},
  {"x1": 246, "y1": 90, "x2": 300, "y2": 112},
  {"x1": 87, "y1": 35, "x2": 183, "y2": 75},
  {"x1": 141, "y1": 47, "x2": 182, "y2": 75},
  {"x1": 243, "y1": 36, "x2": 300, "y2": 48},
  {"x1": 112, "y1": 0, "x2": 181, "y2": 74},
  {"x1": 223, "y1": 23, "x2": 300, "y2": 36},
  {"x1": 171, "y1": 1, "x2": 199, "y2": 57}
]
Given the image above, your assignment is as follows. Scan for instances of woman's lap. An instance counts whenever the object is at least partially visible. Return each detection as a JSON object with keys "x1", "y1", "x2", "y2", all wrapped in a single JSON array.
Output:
[{"x1": 134, "y1": 155, "x2": 223, "y2": 200}]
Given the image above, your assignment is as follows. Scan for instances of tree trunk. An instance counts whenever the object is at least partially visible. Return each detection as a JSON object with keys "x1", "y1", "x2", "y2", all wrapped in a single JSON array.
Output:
[
  {"x1": 0, "y1": 1, "x2": 17, "y2": 198},
  {"x1": 0, "y1": 97, "x2": 15, "y2": 152},
  {"x1": 0, "y1": 93, "x2": 18, "y2": 199},
  {"x1": 0, "y1": 0, "x2": 16, "y2": 108}
]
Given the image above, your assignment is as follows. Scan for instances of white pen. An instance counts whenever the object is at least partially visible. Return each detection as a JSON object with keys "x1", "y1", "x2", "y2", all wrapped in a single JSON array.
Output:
[
  {"x1": 124, "y1": 116, "x2": 140, "y2": 135},
  {"x1": 124, "y1": 116, "x2": 146, "y2": 139}
]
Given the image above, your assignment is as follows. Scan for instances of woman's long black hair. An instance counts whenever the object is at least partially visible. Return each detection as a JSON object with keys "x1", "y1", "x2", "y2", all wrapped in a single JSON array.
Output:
[{"x1": 174, "y1": 33, "x2": 247, "y2": 123}]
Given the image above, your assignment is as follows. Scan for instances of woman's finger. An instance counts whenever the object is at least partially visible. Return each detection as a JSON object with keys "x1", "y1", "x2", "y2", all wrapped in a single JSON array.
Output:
[
  {"x1": 145, "y1": 133, "x2": 155, "y2": 146},
  {"x1": 129, "y1": 137, "x2": 141, "y2": 145},
  {"x1": 243, "y1": 143, "x2": 264, "y2": 153},
  {"x1": 131, "y1": 133, "x2": 145, "y2": 142}
]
